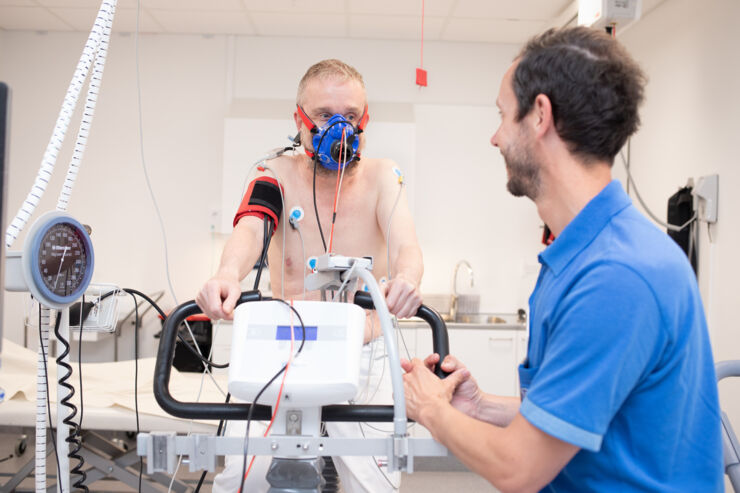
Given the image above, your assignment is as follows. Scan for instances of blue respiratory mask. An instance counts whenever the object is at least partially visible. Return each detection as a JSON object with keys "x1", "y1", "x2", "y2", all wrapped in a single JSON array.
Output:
[{"x1": 297, "y1": 105, "x2": 369, "y2": 171}]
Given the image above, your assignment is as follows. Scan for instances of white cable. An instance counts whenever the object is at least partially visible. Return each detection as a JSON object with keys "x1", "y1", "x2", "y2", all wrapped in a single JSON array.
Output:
[
  {"x1": 35, "y1": 307, "x2": 51, "y2": 493},
  {"x1": 332, "y1": 262, "x2": 357, "y2": 302},
  {"x1": 294, "y1": 223, "x2": 307, "y2": 299},
  {"x1": 620, "y1": 150, "x2": 696, "y2": 232},
  {"x1": 134, "y1": 0, "x2": 180, "y2": 308},
  {"x1": 335, "y1": 156, "x2": 347, "y2": 212},
  {"x1": 167, "y1": 324, "x2": 217, "y2": 493},
  {"x1": 383, "y1": 181, "x2": 413, "y2": 364},
  {"x1": 385, "y1": 183, "x2": 404, "y2": 281},
  {"x1": 56, "y1": 2, "x2": 116, "y2": 212},
  {"x1": 5, "y1": 0, "x2": 117, "y2": 248},
  {"x1": 131, "y1": 0, "x2": 228, "y2": 399}
]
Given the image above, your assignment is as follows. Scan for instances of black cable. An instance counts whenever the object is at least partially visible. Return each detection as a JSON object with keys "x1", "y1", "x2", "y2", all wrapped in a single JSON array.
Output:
[
  {"x1": 312, "y1": 158, "x2": 327, "y2": 252},
  {"x1": 77, "y1": 296, "x2": 85, "y2": 429},
  {"x1": 122, "y1": 287, "x2": 229, "y2": 370},
  {"x1": 194, "y1": 392, "x2": 232, "y2": 493},
  {"x1": 238, "y1": 299, "x2": 307, "y2": 493},
  {"x1": 38, "y1": 306, "x2": 62, "y2": 482},
  {"x1": 253, "y1": 217, "x2": 273, "y2": 290},
  {"x1": 53, "y1": 307, "x2": 88, "y2": 492},
  {"x1": 73, "y1": 295, "x2": 89, "y2": 492},
  {"x1": 126, "y1": 291, "x2": 143, "y2": 493}
]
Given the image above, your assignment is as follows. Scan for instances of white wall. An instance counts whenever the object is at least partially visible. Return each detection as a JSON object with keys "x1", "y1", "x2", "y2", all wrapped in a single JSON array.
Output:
[
  {"x1": 0, "y1": 31, "x2": 229, "y2": 357},
  {"x1": 619, "y1": 0, "x2": 740, "y2": 472},
  {"x1": 1, "y1": 30, "x2": 540, "y2": 360}
]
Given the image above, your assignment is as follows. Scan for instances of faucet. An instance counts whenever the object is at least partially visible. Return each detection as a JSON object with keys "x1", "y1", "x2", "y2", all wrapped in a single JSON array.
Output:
[{"x1": 450, "y1": 260, "x2": 474, "y2": 321}]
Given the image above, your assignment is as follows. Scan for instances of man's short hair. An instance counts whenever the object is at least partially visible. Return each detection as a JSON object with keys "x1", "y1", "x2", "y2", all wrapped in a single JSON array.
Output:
[
  {"x1": 513, "y1": 27, "x2": 647, "y2": 165},
  {"x1": 297, "y1": 59, "x2": 366, "y2": 105}
]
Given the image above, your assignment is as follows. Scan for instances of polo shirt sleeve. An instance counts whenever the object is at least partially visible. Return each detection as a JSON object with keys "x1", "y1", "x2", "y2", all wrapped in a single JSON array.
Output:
[{"x1": 520, "y1": 261, "x2": 667, "y2": 452}]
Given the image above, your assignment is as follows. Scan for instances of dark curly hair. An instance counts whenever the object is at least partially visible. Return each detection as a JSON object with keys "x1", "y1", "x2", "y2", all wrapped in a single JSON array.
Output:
[{"x1": 513, "y1": 27, "x2": 646, "y2": 165}]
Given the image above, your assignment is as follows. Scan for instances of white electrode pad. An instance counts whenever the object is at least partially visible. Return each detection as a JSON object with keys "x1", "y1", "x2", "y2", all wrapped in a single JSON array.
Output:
[{"x1": 228, "y1": 300, "x2": 366, "y2": 407}]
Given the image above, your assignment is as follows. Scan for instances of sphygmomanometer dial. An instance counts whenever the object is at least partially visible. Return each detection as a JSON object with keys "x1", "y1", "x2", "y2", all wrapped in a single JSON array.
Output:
[{"x1": 23, "y1": 211, "x2": 94, "y2": 309}]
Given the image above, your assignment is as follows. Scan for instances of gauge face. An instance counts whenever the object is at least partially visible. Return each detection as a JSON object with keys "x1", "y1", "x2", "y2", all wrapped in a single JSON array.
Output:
[
  {"x1": 37, "y1": 223, "x2": 89, "y2": 297},
  {"x1": 22, "y1": 211, "x2": 94, "y2": 309}
]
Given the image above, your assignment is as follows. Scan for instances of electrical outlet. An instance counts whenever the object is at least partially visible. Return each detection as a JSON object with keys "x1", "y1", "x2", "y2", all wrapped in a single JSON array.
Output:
[{"x1": 209, "y1": 207, "x2": 221, "y2": 232}]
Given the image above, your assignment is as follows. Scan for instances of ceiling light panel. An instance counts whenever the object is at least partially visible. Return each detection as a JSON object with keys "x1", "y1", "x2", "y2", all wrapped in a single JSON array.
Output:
[
  {"x1": 149, "y1": 8, "x2": 254, "y2": 34},
  {"x1": 443, "y1": 17, "x2": 546, "y2": 43},
  {"x1": 348, "y1": 0, "x2": 455, "y2": 17},
  {"x1": 348, "y1": 14, "x2": 445, "y2": 40},
  {"x1": 242, "y1": 0, "x2": 346, "y2": 14},
  {"x1": 0, "y1": 6, "x2": 73, "y2": 30},
  {"x1": 453, "y1": 0, "x2": 573, "y2": 20},
  {"x1": 250, "y1": 12, "x2": 347, "y2": 37}
]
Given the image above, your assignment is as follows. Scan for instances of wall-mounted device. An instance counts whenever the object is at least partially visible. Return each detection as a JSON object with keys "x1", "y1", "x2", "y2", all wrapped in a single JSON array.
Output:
[
  {"x1": 693, "y1": 174, "x2": 719, "y2": 224},
  {"x1": 578, "y1": 0, "x2": 643, "y2": 33}
]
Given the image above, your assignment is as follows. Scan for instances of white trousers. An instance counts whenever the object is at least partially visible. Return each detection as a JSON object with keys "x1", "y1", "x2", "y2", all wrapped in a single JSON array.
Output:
[{"x1": 212, "y1": 337, "x2": 401, "y2": 493}]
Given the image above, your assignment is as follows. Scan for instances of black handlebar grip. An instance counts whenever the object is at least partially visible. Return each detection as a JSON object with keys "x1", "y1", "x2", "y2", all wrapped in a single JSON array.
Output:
[{"x1": 353, "y1": 291, "x2": 450, "y2": 378}]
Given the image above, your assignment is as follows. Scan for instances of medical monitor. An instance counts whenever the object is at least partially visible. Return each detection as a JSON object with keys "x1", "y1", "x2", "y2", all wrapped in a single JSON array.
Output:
[{"x1": 0, "y1": 82, "x2": 8, "y2": 365}]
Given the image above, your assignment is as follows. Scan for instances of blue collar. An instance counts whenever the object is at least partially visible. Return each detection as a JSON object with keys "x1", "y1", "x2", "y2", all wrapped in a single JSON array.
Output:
[{"x1": 538, "y1": 180, "x2": 632, "y2": 276}]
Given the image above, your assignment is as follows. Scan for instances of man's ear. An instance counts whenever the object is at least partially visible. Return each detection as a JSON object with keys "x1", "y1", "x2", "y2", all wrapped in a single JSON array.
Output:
[
  {"x1": 293, "y1": 110, "x2": 302, "y2": 132},
  {"x1": 532, "y1": 93, "x2": 554, "y2": 138}
]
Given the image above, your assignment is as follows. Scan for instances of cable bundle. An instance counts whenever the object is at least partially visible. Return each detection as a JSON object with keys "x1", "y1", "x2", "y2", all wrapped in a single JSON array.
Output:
[{"x1": 53, "y1": 316, "x2": 88, "y2": 492}]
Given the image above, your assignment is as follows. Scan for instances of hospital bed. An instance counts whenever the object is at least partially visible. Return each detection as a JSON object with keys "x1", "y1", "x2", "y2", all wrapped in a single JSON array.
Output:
[{"x1": 0, "y1": 338, "x2": 224, "y2": 492}]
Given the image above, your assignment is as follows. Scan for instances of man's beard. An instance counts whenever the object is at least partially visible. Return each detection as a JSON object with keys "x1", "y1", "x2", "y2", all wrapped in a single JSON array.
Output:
[
  {"x1": 503, "y1": 132, "x2": 541, "y2": 200},
  {"x1": 310, "y1": 156, "x2": 360, "y2": 176}
]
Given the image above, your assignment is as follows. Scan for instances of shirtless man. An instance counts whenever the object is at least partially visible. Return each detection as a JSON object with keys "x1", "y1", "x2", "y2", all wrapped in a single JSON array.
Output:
[{"x1": 197, "y1": 59, "x2": 423, "y2": 493}]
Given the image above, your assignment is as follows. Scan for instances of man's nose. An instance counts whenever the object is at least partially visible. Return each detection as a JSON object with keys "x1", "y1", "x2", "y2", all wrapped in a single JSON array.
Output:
[{"x1": 490, "y1": 130, "x2": 500, "y2": 148}]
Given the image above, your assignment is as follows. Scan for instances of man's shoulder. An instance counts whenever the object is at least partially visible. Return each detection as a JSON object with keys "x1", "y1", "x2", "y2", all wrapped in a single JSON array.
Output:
[
  {"x1": 359, "y1": 157, "x2": 402, "y2": 184},
  {"x1": 602, "y1": 206, "x2": 693, "y2": 278},
  {"x1": 574, "y1": 208, "x2": 701, "y2": 315},
  {"x1": 255, "y1": 154, "x2": 303, "y2": 182},
  {"x1": 360, "y1": 156, "x2": 396, "y2": 169}
]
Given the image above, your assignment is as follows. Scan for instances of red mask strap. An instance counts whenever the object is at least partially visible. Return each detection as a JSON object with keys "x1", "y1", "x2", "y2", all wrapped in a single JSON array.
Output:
[
  {"x1": 296, "y1": 105, "x2": 317, "y2": 133},
  {"x1": 357, "y1": 104, "x2": 369, "y2": 132}
]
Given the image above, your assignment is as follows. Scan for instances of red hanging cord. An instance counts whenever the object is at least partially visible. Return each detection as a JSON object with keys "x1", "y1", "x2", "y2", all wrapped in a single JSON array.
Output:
[
  {"x1": 416, "y1": 0, "x2": 427, "y2": 86},
  {"x1": 327, "y1": 128, "x2": 346, "y2": 253},
  {"x1": 421, "y1": 0, "x2": 424, "y2": 68}
]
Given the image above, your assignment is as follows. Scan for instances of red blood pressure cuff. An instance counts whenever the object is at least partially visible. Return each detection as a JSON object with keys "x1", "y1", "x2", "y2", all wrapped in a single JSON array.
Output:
[{"x1": 233, "y1": 177, "x2": 284, "y2": 231}]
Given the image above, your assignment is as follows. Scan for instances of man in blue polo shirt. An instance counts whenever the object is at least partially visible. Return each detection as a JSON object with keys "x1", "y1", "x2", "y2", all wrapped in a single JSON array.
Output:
[{"x1": 401, "y1": 27, "x2": 723, "y2": 492}]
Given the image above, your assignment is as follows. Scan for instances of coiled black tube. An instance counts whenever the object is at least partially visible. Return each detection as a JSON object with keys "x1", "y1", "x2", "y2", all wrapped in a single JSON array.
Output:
[{"x1": 54, "y1": 313, "x2": 88, "y2": 492}]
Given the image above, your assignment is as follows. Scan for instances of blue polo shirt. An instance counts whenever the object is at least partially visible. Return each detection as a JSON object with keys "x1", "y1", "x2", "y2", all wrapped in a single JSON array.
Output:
[{"x1": 519, "y1": 180, "x2": 722, "y2": 492}]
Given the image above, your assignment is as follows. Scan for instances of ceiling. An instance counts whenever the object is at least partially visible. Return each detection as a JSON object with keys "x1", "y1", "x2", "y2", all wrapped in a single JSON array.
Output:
[{"x1": 0, "y1": 0, "x2": 663, "y2": 44}]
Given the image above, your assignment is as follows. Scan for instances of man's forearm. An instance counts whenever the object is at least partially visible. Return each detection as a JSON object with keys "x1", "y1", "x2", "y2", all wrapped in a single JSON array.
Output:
[
  {"x1": 474, "y1": 393, "x2": 521, "y2": 427},
  {"x1": 216, "y1": 221, "x2": 264, "y2": 281},
  {"x1": 392, "y1": 243, "x2": 423, "y2": 284},
  {"x1": 421, "y1": 403, "x2": 523, "y2": 491}
]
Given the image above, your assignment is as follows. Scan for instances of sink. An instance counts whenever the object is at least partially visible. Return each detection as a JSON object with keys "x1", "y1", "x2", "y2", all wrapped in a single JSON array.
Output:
[{"x1": 454, "y1": 313, "x2": 508, "y2": 324}]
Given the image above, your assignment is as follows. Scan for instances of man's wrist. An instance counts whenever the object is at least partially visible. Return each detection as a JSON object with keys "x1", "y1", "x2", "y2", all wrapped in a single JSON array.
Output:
[
  {"x1": 393, "y1": 270, "x2": 419, "y2": 288},
  {"x1": 215, "y1": 267, "x2": 240, "y2": 281},
  {"x1": 418, "y1": 398, "x2": 452, "y2": 431}
]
